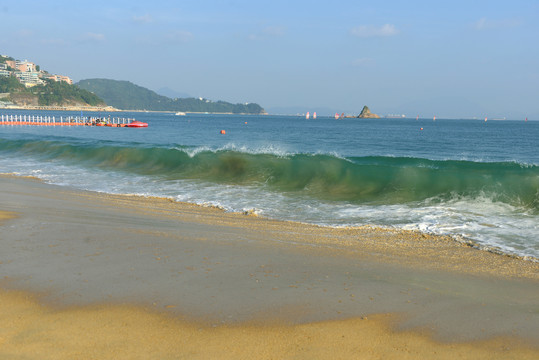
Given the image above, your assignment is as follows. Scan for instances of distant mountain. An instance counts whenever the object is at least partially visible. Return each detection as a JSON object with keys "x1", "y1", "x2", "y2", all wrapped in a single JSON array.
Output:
[{"x1": 77, "y1": 79, "x2": 265, "y2": 114}]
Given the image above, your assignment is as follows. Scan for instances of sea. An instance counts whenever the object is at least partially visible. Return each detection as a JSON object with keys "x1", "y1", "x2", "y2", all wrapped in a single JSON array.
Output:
[{"x1": 1, "y1": 110, "x2": 537, "y2": 260}]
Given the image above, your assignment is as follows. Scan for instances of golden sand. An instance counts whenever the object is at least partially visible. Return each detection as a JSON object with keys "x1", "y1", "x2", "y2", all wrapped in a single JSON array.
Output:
[
  {"x1": 1, "y1": 175, "x2": 538, "y2": 358},
  {"x1": 0, "y1": 290, "x2": 536, "y2": 360},
  {"x1": 0, "y1": 210, "x2": 17, "y2": 223}
]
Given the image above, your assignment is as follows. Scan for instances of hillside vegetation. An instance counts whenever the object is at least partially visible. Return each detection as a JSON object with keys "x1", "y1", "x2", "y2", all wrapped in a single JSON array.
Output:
[
  {"x1": 76, "y1": 79, "x2": 265, "y2": 114},
  {"x1": 0, "y1": 76, "x2": 105, "y2": 107}
]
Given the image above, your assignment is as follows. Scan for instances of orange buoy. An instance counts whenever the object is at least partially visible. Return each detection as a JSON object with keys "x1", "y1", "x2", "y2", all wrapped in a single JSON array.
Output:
[
  {"x1": 220, "y1": 130, "x2": 226, "y2": 134},
  {"x1": 420, "y1": 128, "x2": 424, "y2": 130}
]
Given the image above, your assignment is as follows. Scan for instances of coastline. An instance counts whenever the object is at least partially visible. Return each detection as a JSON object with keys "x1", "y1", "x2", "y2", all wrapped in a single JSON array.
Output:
[
  {"x1": 1, "y1": 174, "x2": 538, "y2": 358},
  {"x1": 0, "y1": 104, "x2": 119, "y2": 112},
  {"x1": 0, "y1": 105, "x2": 268, "y2": 115}
]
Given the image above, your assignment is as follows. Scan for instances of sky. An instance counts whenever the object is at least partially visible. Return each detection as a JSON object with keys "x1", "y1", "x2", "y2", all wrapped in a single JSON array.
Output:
[{"x1": 1, "y1": 0, "x2": 538, "y2": 118}]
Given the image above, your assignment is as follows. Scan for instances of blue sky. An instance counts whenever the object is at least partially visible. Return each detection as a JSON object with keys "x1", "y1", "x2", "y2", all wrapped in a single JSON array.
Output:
[{"x1": 1, "y1": 0, "x2": 538, "y2": 118}]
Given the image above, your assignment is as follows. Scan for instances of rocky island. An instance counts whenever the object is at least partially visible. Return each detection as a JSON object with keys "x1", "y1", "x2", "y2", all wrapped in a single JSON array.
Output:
[{"x1": 357, "y1": 105, "x2": 380, "y2": 118}]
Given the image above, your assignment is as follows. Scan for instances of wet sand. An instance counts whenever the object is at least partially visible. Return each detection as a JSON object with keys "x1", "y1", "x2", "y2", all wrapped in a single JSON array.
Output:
[{"x1": 1, "y1": 174, "x2": 538, "y2": 358}]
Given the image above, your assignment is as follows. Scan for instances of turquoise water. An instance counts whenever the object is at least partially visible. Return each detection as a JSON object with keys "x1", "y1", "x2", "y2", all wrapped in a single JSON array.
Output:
[{"x1": 1, "y1": 110, "x2": 538, "y2": 259}]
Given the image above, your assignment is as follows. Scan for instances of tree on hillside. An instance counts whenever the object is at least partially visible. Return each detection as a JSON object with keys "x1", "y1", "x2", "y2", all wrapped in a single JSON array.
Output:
[
  {"x1": 0, "y1": 75, "x2": 26, "y2": 93},
  {"x1": 0, "y1": 56, "x2": 15, "y2": 63}
]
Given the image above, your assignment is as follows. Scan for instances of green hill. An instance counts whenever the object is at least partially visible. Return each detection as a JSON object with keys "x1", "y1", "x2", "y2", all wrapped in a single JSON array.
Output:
[
  {"x1": 76, "y1": 79, "x2": 266, "y2": 114},
  {"x1": 0, "y1": 76, "x2": 105, "y2": 107}
]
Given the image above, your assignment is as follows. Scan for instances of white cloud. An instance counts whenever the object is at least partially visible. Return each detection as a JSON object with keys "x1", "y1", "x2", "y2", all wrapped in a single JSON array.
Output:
[
  {"x1": 475, "y1": 17, "x2": 488, "y2": 30},
  {"x1": 351, "y1": 24, "x2": 399, "y2": 38},
  {"x1": 474, "y1": 17, "x2": 521, "y2": 30},
  {"x1": 133, "y1": 14, "x2": 154, "y2": 24}
]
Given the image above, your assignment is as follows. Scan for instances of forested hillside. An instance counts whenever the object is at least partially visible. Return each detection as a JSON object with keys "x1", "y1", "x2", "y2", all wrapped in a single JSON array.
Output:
[
  {"x1": 0, "y1": 76, "x2": 104, "y2": 107},
  {"x1": 77, "y1": 79, "x2": 265, "y2": 114}
]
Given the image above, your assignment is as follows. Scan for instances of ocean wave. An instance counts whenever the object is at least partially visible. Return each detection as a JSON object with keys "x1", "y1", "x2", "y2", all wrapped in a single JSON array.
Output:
[
  {"x1": 1, "y1": 138, "x2": 538, "y2": 211},
  {"x1": 176, "y1": 142, "x2": 295, "y2": 159}
]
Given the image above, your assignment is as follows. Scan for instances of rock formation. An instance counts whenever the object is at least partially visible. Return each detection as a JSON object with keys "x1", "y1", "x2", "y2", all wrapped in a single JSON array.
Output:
[{"x1": 357, "y1": 106, "x2": 380, "y2": 118}]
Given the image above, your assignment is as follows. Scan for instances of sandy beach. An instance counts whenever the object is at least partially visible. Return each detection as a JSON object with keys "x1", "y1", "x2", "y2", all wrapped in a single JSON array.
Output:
[{"x1": 1, "y1": 174, "x2": 538, "y2": 359}]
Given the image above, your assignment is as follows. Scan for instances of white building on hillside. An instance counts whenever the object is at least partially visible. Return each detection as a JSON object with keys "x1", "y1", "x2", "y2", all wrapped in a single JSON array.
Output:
[{"x1": 14, "y1": 71, "x2": 43, "y2": 86}]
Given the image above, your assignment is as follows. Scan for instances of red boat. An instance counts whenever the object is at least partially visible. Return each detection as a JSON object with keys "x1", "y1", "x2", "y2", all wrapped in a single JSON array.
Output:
[{"x1": 126, "y1": 121, "x2": 148, "y2": 128}]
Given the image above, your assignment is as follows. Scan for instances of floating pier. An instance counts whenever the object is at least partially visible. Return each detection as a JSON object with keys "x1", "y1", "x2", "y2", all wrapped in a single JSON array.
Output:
[{"x1": 0, "y1": 114, "x2": 146, "y2": 127}]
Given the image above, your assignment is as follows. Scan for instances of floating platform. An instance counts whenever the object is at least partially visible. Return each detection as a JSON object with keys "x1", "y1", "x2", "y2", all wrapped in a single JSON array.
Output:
[
  {"x1": 0, "y1": 114, "x2": 148, "y2": 128},
  {"x1": 126, "y1": 120, "x2": 148, "y2": 128}
]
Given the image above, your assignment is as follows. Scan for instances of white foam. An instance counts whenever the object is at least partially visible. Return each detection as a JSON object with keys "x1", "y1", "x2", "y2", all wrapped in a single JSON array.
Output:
[{"x1": 1, "y1": 153, "x2": 537, "y2": 260}]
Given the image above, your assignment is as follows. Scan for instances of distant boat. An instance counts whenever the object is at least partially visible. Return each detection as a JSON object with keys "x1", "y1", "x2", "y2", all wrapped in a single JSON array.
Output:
[
  {"x1": 306, "y1": 112, "x2": 310, "y2": 120},
  {"x1": 433, "y1": 116, "x2": 436, "y2": 121},
  {"x1": 340, "y1": 113, "x2": 344, "y2": 119},
  {"x1": 313, "y1": 112, "x2": 317, "y2": 119},
  {"x1": 416, "y1": 115, "x2": 419, "y2": 121},
  {"x1": 175, "y1": 112, "x2": 186, "y2": 116},
  {"x1": 335, "y1": 113, "x2": 339, "y2": 120},
  {"x1": 525, "y1": 117, "x2": 528, "y2": 122}
]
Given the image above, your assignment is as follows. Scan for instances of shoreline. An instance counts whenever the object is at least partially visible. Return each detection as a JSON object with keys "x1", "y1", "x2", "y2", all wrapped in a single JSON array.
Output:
[
  {"x1": 2, "y1": 172, "x2": 536, "y2": 265},
  {"x1": 1, "y1": 174, "x2": 538, "y2": 358},
  {"x1": 0, "y1": 105, "x2": 267, "y2": 115},
  {"x1": 98, "y1": 193, "x2": 539, "y2": 273},
  {"x1": 0, "y1": 105, "x2": 120, "y2": 112}
]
